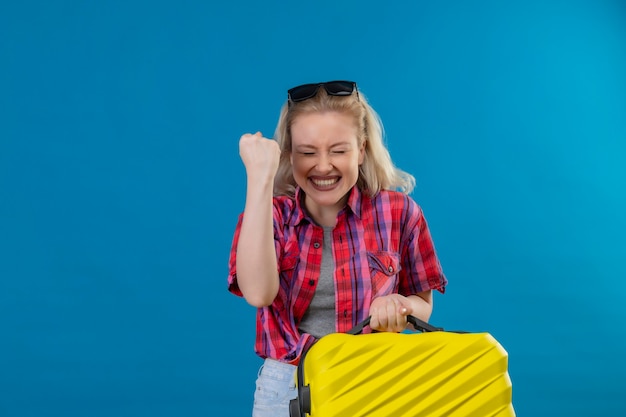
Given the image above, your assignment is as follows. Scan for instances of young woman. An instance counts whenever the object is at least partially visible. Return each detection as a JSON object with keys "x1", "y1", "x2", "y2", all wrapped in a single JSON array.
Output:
[{"x1": 228, "y1": 81, "x2": 447, "y2": 416}]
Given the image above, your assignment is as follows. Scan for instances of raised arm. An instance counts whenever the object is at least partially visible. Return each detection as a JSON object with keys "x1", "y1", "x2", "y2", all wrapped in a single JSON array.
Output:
[{"x1": 235, "y1": 132, "x2": 282, "y2": 307}]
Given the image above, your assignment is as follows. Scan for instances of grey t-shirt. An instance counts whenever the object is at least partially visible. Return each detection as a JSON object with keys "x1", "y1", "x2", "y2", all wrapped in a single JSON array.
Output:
[{"x1": 298, "y1": 226, "x2": 336, "y2": 339}]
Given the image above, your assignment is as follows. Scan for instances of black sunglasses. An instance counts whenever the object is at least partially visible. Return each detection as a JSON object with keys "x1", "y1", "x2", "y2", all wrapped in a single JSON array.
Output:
[{"x1": 287, "y1": 80, "x2": 359, "y2": 105}]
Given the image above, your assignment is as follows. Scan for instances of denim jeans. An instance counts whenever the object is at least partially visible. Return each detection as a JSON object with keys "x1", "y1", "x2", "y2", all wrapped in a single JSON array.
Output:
[{"x1": 252, "y1": 358, "x2": 298, "y2": 417}]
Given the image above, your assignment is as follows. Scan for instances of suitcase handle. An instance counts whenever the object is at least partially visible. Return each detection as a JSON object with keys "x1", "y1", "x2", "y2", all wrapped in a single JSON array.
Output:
[{"x1": 347, "y1": 315, "x2": 444, "y2": 335}]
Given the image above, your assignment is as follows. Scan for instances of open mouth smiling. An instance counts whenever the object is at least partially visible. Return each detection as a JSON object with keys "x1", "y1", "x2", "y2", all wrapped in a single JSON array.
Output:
[{"x1": 310, "y1": 177, "x2": 339, "y2": 188}]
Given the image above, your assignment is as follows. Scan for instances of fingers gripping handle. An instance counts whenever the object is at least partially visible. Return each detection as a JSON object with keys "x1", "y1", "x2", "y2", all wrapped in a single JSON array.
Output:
[{"x1": 347, "y1": 315, "x2": 444, "y2": 335}]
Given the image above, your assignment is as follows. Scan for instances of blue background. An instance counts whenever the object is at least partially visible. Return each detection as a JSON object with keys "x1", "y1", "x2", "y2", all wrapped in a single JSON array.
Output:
[{"x1": 1, "y1": 1, "x2": 625, "y2": 416}]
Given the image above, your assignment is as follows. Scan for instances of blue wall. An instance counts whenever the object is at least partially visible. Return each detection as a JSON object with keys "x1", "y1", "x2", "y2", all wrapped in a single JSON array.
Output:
[{"x1": 1, "y1": 1, "x2": 625, "y2": 416}]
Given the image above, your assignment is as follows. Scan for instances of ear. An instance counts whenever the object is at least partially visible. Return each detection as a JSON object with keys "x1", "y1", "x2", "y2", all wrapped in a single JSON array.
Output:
[{"x1": 289, "y1": 151, "x2": 294, "y2": 166}]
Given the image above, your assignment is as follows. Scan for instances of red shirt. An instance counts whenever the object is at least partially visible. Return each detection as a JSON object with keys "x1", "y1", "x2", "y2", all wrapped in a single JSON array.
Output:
[{"x1": 228, "y1": 187, "x2": 447, "y2": 364}]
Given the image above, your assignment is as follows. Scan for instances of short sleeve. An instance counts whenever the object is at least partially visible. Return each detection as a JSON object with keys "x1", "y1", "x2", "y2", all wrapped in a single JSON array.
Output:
[
  {"x1": 227, "y1": 213, "x2": 245, "y2": 297},
  {"x1": 398, "y1": 201, "x2": 447, "y2": 295},
  {"x1": 227, "y1": 201, "x2": 287, "y2": 297}
]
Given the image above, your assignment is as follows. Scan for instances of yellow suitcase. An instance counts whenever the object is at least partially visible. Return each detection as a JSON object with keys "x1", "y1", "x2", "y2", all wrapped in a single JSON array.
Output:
[{"x1": 289, "y1": 316, "x2": 515, "y2": 417}]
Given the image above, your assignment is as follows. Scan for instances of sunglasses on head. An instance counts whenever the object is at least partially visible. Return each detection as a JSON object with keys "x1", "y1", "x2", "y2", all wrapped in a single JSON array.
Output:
[{"x1": 287, "y1": 80, "x2": 359, "y2": 105}]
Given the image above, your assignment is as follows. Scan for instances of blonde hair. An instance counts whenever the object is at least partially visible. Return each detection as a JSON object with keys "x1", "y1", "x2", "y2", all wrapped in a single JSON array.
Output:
[{"x1": 273, "y1": 88, "x2": 415, "y2": 197}]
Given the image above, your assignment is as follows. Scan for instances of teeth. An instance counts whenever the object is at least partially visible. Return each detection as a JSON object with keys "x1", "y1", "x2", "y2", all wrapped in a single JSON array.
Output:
[{"x1": 313, "y1": 178, "x2": 338, "y2": 186}]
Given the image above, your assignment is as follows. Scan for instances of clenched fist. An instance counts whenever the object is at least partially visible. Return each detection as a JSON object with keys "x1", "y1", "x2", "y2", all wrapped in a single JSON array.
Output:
[{"x1": 239, "y1": 132, "x2": 281, "y2": 182}]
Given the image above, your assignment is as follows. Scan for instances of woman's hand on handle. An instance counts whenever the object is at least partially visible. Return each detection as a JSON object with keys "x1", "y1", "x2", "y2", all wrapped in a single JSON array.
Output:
[{"x1": 369, "y1": 291, "x2": 433, "y2": 333}]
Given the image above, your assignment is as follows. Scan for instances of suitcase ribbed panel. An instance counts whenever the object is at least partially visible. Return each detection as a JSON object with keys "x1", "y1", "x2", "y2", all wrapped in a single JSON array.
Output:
[{"x1": 301, "y1": 332, "x2": 514, "y2": 417}]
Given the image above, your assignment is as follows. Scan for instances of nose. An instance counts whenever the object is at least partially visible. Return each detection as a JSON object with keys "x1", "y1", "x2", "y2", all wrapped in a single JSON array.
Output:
[{"x1": 316, "y1": 153, "x2": 333, "y2": 173}]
